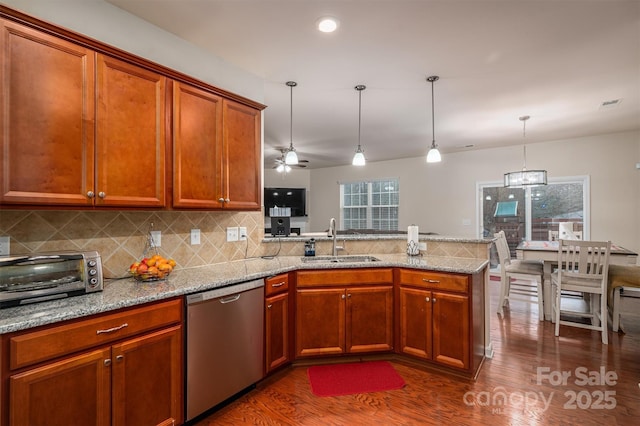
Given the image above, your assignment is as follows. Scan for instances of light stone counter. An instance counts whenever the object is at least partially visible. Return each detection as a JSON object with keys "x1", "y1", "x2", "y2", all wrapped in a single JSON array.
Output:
[{"x1": 0, "y1": 254, "x2": 488, "y2": 334}]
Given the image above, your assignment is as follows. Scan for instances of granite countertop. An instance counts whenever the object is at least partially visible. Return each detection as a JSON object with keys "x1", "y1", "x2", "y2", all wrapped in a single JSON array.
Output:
[
  {"x1": 264, "y1": 234, "x2": 494, "y2": 243},
  {"x1": 0, "y1": 253, "x2": 489, "y2": 335}
]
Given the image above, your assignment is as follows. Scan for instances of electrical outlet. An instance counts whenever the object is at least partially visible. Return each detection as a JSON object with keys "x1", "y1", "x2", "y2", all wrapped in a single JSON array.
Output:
[
  {"x1": 239, "y1": 227, "x2": 247, "y2": 241},
  {"x1": 0, "y1": 236, "x2": 9, "y2": 256},
  {"x1": 150, "y1": 230, "x2": 161, "y2": 247},
  {"x1": 418, "y1": 242, "x2": 427, "y2": 251},
  {"x1": 226, "y1": 227, "x2": 239, "y2": 242},
  {"x1": 191, "y1": 229, "x2": 201, "y2": 245}
]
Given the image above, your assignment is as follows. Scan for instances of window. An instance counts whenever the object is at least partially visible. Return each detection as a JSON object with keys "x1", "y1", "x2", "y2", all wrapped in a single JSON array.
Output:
[
  {"x1": 478, "y1": 176, "x2": 589, "y2": 260},
  {"x1": 340, "y1": 178, "x2": 399, "y2": 231}
]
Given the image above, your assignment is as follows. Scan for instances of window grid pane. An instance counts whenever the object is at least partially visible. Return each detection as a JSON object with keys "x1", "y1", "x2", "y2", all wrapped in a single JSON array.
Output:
[{"x1": 340, "y1": 179, "x2": 399, "y2": 231}]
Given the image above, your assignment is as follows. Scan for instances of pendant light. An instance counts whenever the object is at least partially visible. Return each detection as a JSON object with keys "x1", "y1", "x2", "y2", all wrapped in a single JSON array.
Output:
[
  {"x1": 504, "y1": 115, "x2": 547, "y2": 187},
  {"x1": 352, "y1": 84, "x2": 366, "y2": 166},
  {"x1": 426, "y1": 75, "x2": 442, "y2": 163},
  {"x1": 284, "y1": 81, "x2": 299, "y2": 165}
]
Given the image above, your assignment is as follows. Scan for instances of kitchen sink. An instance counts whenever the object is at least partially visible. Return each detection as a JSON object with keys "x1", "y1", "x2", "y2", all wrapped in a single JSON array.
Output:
[{"x1": 300, "y1": 255, "x2": 381, "y2": 264}]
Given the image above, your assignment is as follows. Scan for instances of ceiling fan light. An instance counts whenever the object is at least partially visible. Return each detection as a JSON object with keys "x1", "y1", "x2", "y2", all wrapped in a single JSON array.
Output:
[
  {"x1": 276, "y1": 163, "x2": 285, "y2": 173},
  {"x1": 426, "y1": 145, "x2": 441, "y2": 163},
  {"x1": 285, "y1": 148, "x2": 298, "y2": 165},
  {"x1": 352, "y1": 148, "x2": 366, "y2": 166}
]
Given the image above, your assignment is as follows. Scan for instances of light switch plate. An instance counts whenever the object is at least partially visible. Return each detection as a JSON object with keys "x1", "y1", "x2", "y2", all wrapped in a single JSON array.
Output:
[
  {"x1": 226, "y1": 227, "x2": 239, "y2": 242},
  {"x1": 0, "y1": 236, "x2": 9, "y2": 256},
  {"x1": 150, "y1": 231, "x2": 161, "y2": 247},
  {"x1": 239, "y1": 227, "x2": 247, "y2": 241},
  {"x1": 191, "y1": 229, "x2": 201, "y2": 245}
]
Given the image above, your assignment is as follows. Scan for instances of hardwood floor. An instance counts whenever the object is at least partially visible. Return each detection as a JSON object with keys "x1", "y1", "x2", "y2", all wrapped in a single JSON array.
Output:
[{"x1": 194, "y1": 281, "x2": 640, "y2": 425}]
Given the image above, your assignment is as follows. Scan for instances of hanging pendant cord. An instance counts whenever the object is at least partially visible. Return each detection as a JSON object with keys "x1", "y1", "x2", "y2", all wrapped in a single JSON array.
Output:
[
  {"x1": 431, "y1": 79, "x2": 436, "y2": 148},
  {"x1": 289, "y1": 84, "x2": 294, "y2": 150},
  {"x1": 357, "y1": 89, "x2": 362, "y2": 149},
  {"x1": 521, "y1": 116, "x2": 528, "y2": 171}
]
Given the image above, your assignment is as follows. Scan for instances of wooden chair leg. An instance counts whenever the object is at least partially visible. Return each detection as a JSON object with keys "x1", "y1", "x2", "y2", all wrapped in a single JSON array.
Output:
[
  {"x1": 601, "y1": 293, "x2": 608, "y2": 344},
  {"x1": 612, "y1": 287, "x2": 621, "y2": 332},
  {"x1": 537, "y1": 278, "x2": 544, "y2": 322}
]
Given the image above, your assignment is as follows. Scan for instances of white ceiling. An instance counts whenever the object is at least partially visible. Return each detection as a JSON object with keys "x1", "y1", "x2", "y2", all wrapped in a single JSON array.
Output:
[{"x1": 107, "y1": 0, "x2": 640, "y2": 169}]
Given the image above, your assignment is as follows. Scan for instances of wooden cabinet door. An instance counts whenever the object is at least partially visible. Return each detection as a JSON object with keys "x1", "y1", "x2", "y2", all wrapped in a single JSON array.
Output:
[
  {"x1": 173, "y1": 82, "x2": 223, "y2": 208},
  {"x1": 96, "y1": 54, "x2": 166, "y2": 207},
  {"x1": 111, "y1": 325, "x2": 182, "y2": 426},
  {"x1": 222, "y1": 99, "x2": 261, "y2": 210},
  {"x1": 295, "y1": 288, "x2": 346, "y2": 357},
  {"x1": 432, "y1": 291, "x2": 470, "y2": 370},
  {"x1": 10, "y1": 347, "x2": 111, "y2": 426},
  {"x1": 346, "y1": 286, "x2": 393, "y2": 353},
  {"x1": 265, "y1": 292, "x2": 289, "y2": 373},
  {"x1": 399, "y1": 286, "x2": 432, "y2": 360},
  {"x1": 0, "y1": 19, "x2": 95, "y2": 206}
]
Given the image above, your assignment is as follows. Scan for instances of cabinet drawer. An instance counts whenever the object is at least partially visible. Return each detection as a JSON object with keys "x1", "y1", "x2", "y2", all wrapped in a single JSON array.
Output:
[
  {"x1": 398, "y1": 269, "x2": 469, "y2": 293},
  {"x1": 9, "y1": 298, "x2": 182, "y2": 371},
  {"x1": 296, "y1": 268, "x2": 393, "y2": 288},
  {"x1": 265, "y1": 273, "x2": 289, "y2": 297}
]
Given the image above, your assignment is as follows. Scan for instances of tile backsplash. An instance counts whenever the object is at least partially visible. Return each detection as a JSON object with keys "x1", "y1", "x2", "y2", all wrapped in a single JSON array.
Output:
[{"x1": 0, "y1": 209, "x2": 266, "y2": 278}]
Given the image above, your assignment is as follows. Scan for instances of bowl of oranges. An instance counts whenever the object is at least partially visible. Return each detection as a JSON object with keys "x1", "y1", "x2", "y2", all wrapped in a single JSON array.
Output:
[{"x1": 129, "y1": 254, "x2": 176, "y2": 282}]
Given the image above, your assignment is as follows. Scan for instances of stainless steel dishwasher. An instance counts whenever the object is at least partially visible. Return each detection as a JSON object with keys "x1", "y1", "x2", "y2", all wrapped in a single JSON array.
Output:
[{"x1": 185, "y1": 279, "x2": 264, "y2": 422}]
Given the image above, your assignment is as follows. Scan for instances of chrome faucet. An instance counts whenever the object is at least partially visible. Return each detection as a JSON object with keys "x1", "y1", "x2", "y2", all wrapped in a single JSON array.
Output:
[{"x1": 329, "y1": 217, "x2": 339, "y2": 256}]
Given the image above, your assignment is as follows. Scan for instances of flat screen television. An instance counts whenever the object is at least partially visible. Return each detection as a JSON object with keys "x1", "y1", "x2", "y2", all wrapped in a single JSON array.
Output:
[{"x1": 264, "y1": 187, "x2": 306, "y2": 217}]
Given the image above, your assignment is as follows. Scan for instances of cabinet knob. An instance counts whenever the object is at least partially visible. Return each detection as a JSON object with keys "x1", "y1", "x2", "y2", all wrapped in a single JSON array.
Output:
[
  {"x1": 104, "y1": 359, "x2": 111, "y2": 366},
  {"x1": 433, "y1": 298, "x2": 437, "y2": 303},
  {"x1": 218, "y1": 197, "x2": 225, "y2": 203},
  {"x1": 116, "y1": 355, "x2": 124, "y2": 362},
  {"x1": 225, "y1": 198, "x2": 230, "y2": 203},
  {"x1": 267, "y1": 304, "x2": 272, "y2": 309},
  {"x1": 98, "y1": 191, "x2": 106, "y2": 198},
  {"x1": 87, "y1": 191, "x2": 95, "y2": 198},
  {"x1": 341, "y1": 294, "x2": 346, "y2": 300},
  {"x1": 425, "y1": 296, "x2": 430, "y2": 302},
  {"x1": 347, "y1": 293, "x2": 351, "y2": 298}
]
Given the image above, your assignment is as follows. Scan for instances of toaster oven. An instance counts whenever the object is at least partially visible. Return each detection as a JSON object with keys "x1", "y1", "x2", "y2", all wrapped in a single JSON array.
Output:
[{"x1": 0, "y1": 251, "x2": 103, "y2": 307}]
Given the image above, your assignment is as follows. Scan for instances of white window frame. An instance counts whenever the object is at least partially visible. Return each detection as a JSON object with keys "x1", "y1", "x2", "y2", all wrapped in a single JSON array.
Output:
[
  {"x1": 475, "y1": 175, "x2": 590, "y2": 240},
  {"x1": 339, "y1": 178, "x2": 400, "y2": 230}
]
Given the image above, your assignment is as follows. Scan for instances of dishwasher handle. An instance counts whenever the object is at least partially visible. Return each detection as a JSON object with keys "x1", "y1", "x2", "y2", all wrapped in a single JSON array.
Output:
[{"x1": 219, "y1": 294, "x2": 241, "y2": 304}]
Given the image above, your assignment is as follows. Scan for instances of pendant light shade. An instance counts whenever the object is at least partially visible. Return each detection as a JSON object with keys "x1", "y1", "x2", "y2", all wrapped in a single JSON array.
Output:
[
  {"x1": 352, "y1": 85, "x2": 367, "y2": 166},
  {"x1": 504, "y1": 116, "x2": 547, "y2": 187},
  {"x1": 285, "y1": 81, "x2": 299, "y2": 165},
  {"x1": 426, "y1": 76, "x2": 442, "y2": 163}
]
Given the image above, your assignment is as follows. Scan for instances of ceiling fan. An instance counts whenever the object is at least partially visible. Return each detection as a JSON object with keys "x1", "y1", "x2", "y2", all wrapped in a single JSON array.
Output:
[{"x1": 273, "y1": 148, "x2": 309, "y2": 172}]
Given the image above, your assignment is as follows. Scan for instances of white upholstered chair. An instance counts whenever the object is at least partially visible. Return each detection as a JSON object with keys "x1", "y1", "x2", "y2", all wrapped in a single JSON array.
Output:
[
  {"x1": 494, "y1": 231, "x2": 544, "y2": 321},
  {"x1": 551, "y1": 239, "x2": 611, "y2": 344}
]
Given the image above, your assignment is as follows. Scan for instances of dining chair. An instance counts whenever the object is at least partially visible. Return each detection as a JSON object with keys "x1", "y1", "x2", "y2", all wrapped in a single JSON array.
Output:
[
  {"x1": 551, "y1": 239, "x2": 611, "y2": 344},
  {"x1": 494, "y1": 230, "x2": 544, "y2": 321}
]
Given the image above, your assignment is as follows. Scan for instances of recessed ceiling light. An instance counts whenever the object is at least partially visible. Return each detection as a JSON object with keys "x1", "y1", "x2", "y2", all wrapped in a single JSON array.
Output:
[{"x1": 317, "y1": 17, "x2": 339, "y2": 33}]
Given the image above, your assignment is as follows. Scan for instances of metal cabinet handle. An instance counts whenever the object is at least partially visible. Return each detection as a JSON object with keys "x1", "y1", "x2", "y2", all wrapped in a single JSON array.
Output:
[
  {"x1": 267, "y1": 304, "x2": 272, "y2": 309},
  {"x1": 425, "y1": 296, "x2": 430, "y2": 302},
  {"x1": 271, "y1": 282, "x2": 285, "y2": 288},
  {"x1": 104, "y1": 359, "x2": 111, "y2": 366},
  {"x1": 220, "y1": 294, "x2": 240, "y2": 304},
  {"x1": 87, "y1": 191, "x2": 95, "y2": 198},
  {"x1": 422, "y1": 278, "x2": 440, "y2": 283},
  {"x1": 116, "y1": 355, "x2": 124, "y2": 362},
  {"x1": 96, "y1": 323, "x2": 128, "y2": 335},
  {"x1": 98, "y1": 191, "x2": 106, "y2": 198}
]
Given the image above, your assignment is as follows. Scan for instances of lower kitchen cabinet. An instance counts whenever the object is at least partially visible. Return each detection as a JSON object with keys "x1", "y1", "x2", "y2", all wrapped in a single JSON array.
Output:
[
  {"x1": 295, "y1": 269, "x2": 394, "y2": 358},
  {"x1": 2, "y1": 299, "x2": 183, "y2": 426},
  {"x1": 397, "y1": 269, "x2": 480, "y2": 374},
  {"x1": 265, "y1": 274, "x2": 290, "y2": 374}
]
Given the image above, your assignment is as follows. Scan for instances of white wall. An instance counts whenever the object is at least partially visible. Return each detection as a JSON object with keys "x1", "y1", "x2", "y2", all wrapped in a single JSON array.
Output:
[
  {"x1": 2, "y1": 0, "x2": 264, "y2": 103},
  {"x1": 309, "y1": 131, "x2": 640, "y2": 255}
]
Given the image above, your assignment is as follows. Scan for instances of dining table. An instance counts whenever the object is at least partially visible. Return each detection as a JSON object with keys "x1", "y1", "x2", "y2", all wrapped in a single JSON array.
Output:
[{"x1": 515, "y1": 240, "x2": 638, "y2": 320}]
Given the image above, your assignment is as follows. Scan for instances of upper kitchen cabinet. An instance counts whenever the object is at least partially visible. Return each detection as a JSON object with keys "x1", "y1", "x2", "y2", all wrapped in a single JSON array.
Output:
[
  {"x1": 0, "y1": 19, "x2": 96, "y2": 206},
  {"x1": 172, "y1": 84, "x2": 261, "y2": 210},
  {"x1": 0, "y1": 19, "x2": 166, "y2": 208},
  {"x1": 221, "y1": 100, "x2": 261, "y2": 210},
  {"x1": 95, "y1": 54, "x2": 166, "y2": 207},
  {"x1": 172, "y1": 82, "x2": 223, "y2": 208}
]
